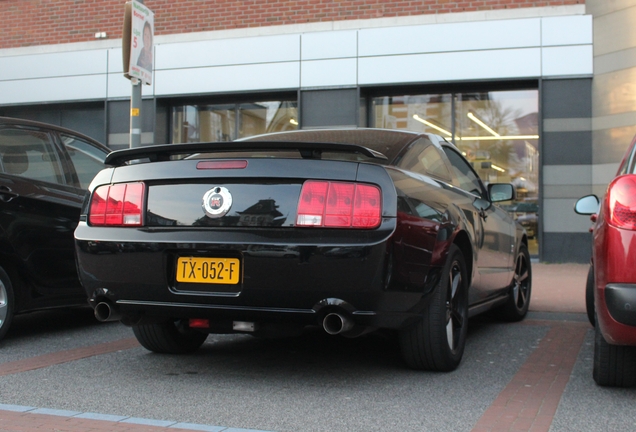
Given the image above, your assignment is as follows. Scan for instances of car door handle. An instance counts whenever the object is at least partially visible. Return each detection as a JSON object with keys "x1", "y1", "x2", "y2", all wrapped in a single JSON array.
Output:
[{"x1": 0, "y1": 186, "x2": 19, "y2": 202}]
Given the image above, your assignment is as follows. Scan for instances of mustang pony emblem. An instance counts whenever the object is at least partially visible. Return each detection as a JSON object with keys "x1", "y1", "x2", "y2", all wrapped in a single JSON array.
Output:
[{"x1": 202, "y1": 186, "x2": 232, "y2": 218}]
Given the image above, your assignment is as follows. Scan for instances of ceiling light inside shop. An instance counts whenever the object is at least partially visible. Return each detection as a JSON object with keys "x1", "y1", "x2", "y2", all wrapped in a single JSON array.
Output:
[
  {"x1": 412, "y1": 115, "x2": 452, "y2": 136},
  {"x1": 454, "y1": 135, "x2": 539, "y2": 141},
  {"x1": 467, "y1": 112, "x2": 500, "y2": 137}
]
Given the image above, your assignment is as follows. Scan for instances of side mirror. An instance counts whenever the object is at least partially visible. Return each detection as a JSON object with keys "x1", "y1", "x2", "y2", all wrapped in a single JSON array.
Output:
[
  {"x1": 488, "y1": 183, "x2": 515, "y2": 203},
  {"x1": 574, "y1": 195, "x2": 600, "y2": 215}
]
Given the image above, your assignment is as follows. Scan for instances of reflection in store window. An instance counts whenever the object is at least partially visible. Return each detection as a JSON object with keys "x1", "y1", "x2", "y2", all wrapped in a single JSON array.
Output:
[
  {"x1": 171, "y1": 101, "x2": 298, "y2": 144},
  {"x1": 372, "y1": 90, "x2": 539, "y2": 255}
]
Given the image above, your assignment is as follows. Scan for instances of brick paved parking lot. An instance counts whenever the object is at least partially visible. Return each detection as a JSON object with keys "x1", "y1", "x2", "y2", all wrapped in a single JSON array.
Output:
[{"x1": 0, "y1": 263, "x2": 634, "y2": 432}]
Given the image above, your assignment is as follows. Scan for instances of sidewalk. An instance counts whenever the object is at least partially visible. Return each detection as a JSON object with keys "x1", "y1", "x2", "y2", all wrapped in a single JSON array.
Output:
[{"x1": 529, "y1": 261, "x2": 589, "y2": 314}]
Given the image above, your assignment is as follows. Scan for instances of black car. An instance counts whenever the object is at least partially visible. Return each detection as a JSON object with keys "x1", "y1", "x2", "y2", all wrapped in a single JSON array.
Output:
[
  {"x1": 74, "y1": 129, "x2": 531, "y2": 371},
  {"x1": 0, "y1": 117, "x2": 110, "y2": 341}
]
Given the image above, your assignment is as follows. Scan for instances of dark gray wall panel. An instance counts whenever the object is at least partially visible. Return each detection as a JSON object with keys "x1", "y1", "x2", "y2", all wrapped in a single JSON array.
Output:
[
  {"x1": 301, "y1": 89, "x2": 358, "y2": 128},
  {"x1": 61, "y1": 108, "x2": 105, "y2": 144},
  {"x1": 542, "y1": 232, "x2": 592, "y2": 263},
  {"x1": 108, "y1": 99, "x2": 155, "y2": 135},
  {"x1": 0, "y1": 105, "x2": 105, "y2": 143},
  {"x1": 542, "y1": 79, "x2": 592, "y2": 119},
  {"x1": 542, "y1": 131, "x2": 593, "y2": 165}
]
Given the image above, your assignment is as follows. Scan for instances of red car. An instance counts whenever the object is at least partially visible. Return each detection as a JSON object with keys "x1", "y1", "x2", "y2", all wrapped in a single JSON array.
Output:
[{"x1": 575, "y1": 135, "x2": 636, "y2": 387}]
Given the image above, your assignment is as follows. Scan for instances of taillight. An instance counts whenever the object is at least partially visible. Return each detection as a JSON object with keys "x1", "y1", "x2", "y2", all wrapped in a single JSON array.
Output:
[
  {"x1": 89, "y1": 182, "x2": 145, "y2": 226},
  {"x1": 296, "y1": 180, "x2": 381, "y2": 228},
  {"x1": 607, "y1": 174, "x2": 636, "y2": 230}
]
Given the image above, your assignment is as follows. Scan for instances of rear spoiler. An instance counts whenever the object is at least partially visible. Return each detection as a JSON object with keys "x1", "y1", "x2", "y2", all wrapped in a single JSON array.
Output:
[{"x1": 104, "y1": 141, "x2": 388, "y2": 166}]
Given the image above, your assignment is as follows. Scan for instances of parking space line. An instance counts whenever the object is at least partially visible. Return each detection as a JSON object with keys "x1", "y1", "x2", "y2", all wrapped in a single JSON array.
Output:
[
  {"x1": 0, "y1": 404, "x2": 270, "y2": 432},
  {"x1": 471, "y1": 321, "x2": 589, "y2": 432},
  {"x1": 0, "y1": 338, "x2": 139, "y2": 376}
]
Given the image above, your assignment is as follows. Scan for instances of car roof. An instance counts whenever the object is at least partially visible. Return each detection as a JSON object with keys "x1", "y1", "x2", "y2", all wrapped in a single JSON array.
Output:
[
  {"x1": 0, "y1": 116, "x2": 108, "y2": 149},
  {"x1": 239, "y1": 128, "x2": 447, "y2": 162}
]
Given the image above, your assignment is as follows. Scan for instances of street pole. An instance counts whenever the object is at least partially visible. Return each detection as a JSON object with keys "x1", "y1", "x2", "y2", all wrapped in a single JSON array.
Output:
[
  {"x1": 130, "y1": 77, "x2": 142, "y2": 148},
  {"x1": 129, "y1": 0, "x2": 144, "y2": 148}
]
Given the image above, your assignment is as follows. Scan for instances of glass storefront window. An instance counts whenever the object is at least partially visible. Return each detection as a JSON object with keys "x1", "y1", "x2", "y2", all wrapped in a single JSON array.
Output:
[
  {"x1": 372, "y1": 90, "x2": 539, "y2": 255},
  {"x1": 171, "y1": 100, "x2": 298, "y2": 144}
]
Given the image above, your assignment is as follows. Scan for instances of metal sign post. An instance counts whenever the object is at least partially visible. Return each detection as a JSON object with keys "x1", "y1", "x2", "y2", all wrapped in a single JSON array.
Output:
[
  {"x1": 122, "y1": 0, "x2": 154, "y2": 148},
  {"x1": 130, "y1": 78, "x2": 142, "y2": 148}
]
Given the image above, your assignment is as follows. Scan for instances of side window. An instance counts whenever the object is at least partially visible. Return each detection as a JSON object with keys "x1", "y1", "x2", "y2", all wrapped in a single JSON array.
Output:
[
  {"x1": 0, "y1": 128, "x2": 64, "y2": 184},
  {"x1": 60, "y1": 134, "x2": 108, "y2": 189},
  {"x1": 442, "y1": 146, "x2": 485, "y2": 198},
  {"x1": 397, "y1": 139, "x2": 452, "y2": 182}
]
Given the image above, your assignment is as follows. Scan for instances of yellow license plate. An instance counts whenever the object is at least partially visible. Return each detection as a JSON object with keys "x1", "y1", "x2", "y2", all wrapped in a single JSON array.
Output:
[{"x1": 176, "y1": 257, "x2": 240, "y2": 284}]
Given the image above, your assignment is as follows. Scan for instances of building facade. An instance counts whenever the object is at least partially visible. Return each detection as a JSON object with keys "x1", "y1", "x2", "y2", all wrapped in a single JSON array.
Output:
[{"x1": 1, "y1": 0, "x2": 632, "y2": 263}]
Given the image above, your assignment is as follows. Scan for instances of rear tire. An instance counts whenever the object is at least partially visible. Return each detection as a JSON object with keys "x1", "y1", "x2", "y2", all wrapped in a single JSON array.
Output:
[
  {"x1": 585, "y1": 265, "x2": 595, "y2": 327},
  {"x1": 593, "y1": 319, "x2": 636, "y2": 387},
  {"x1": 133, "y1": 319, "x2": 208, "y2": 354},
  {"x1": 498, "y1": 244, "x2": 532, "y2": 322},
  {"x1": 399, "y1": 244, "x2": 468, "y2": 371},
  {"x1": 0, "y1": 267, "x2": 15, "y2": 342}
]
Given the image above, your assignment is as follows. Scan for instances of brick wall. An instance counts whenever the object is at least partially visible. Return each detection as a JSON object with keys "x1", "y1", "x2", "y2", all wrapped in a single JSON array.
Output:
[{"x1": 1, "y1": 0, "x2": 584, "y2": 50}]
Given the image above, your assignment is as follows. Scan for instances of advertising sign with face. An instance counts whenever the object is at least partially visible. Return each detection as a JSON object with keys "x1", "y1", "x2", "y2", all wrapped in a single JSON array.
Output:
[{"x1": 123, "y1": 0, "x2": 154, "y2": 85}]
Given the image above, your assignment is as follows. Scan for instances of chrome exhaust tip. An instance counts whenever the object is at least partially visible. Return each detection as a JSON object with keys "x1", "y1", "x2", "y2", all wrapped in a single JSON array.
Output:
[
  {"x1": 323, "y1": 312, "x2": 354, "y2": 335},
  {"x1": 94, "y1": 301, "x2": 121, "y2": 322}
]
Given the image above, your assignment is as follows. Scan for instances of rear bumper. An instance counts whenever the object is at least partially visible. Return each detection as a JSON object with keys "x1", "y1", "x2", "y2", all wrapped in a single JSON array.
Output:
[
  {"x1": 594, "y1": 224, "x2": 636, "y2": 345},
  {"x1": 75, "y1": 220, "x2": 437, "y2": 330},
  {"x1": 605, "y1": 284, "x2": 636, "y2": 327}
]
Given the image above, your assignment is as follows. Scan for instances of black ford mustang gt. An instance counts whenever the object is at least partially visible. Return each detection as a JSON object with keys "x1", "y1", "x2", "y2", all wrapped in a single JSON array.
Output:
[{"x1": 74, "y1": 129, "x2": 531, "y2": 371}]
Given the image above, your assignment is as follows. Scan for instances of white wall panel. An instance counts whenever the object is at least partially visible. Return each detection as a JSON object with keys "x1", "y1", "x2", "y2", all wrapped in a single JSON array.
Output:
[
  {"x1": 542, "y1": 45, "x2": 593, "y2": 76},
  {"x1": 0, "y1": 50, "x2": 108, "y2": 80},
  {"x1": 155, "y1": 34, "x2": 300, "y2": 70},
  {"x1": 0, "y1": 75, "x2": 106, "y2": 105},
  {"x1": 358, "y1": 18, "x2": 540, "y2": 57},
  {"x1": 359, "y1": 48, "x2": 541, "y2": 85},
  {"x1": 108, "y1": 47, "x2": 125, "y2": 73},
  {"x1": 541, "y1": 15, "x2": 593, "y2": 46},
  {"x1": 301, "y1": 31, "x2": 357, "y2": 60},
  {"x1": 301, "y1": 58, "x2": 356, "y2": 88},
  {"x1": 0, "y1": 12, "x2": 593, "y2": 104},
  {"x1": 155, "y1": 62, "x2": 300, "y2": 96},
  {"x1": 107, "y1": 73, "x2": 155, "y2": 99}
]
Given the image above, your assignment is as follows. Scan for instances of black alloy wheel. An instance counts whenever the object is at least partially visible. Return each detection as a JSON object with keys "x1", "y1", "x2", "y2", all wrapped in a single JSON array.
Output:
[
  {"x1": 0, "y1": 267, "x2": 15, "y2": 342},
  {"x1": 399, "y1": 244, "x2": 468, "y2": 372},
  {"x1": 132, "y1": 319, "x2": 208, "y2": 354},
  {"x1": 498, "y1": 244, "x2": 532, "y2": 322}
]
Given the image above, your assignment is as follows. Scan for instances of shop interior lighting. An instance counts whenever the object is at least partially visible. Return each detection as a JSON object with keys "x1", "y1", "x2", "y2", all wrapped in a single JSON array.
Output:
[
  {"x1": 490, "y1": 164, "x2": 506, "y2": 173},
  {"x1": 467, "y1": 112, "x2": 500, "y2": 137},
  {"x1": 454, "y1": 135, "x2": 539, "y2": 141},
  {"x1": 289, "y1": 118, "x2": 298, "y2": 126},
  {"x1": 412, "y1": 114, "x2": 538, "y2": 141},
  {"x1": 413, "y1": 114, "x2": 452, "y2": 136}
]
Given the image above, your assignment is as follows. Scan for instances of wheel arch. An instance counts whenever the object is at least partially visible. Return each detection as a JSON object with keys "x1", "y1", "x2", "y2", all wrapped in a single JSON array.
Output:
[
  {"x1": 452, "y1": 230, "x2": 473, "y2": 288},
  {"x1": 0, "y1": 255, "x2": 24, "y2": 313}
]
